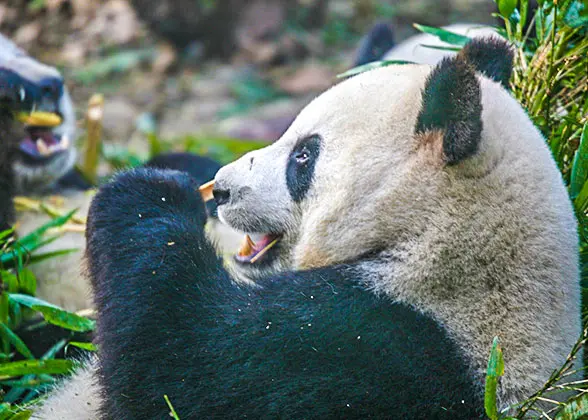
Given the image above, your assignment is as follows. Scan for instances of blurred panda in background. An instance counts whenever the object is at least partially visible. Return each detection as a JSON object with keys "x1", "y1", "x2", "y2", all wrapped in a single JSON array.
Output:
[
  {"x1": 354, "y1": 1, "x2": 538, "y2": 67},
  {"x1": 0, "y1": 32, "x2": 94, "y2": 314},
  {"x1": 355, "y1": 22, "x2": 498, "y2": 66},
  {"x1": 0, "y1": 34, "x2": 81, "y2": 194}
]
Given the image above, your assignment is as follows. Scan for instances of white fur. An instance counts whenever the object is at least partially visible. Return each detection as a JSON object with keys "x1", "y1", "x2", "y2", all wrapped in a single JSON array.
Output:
[{"x1": 31, "y1": 358, "x2": 101, "y2": 420}]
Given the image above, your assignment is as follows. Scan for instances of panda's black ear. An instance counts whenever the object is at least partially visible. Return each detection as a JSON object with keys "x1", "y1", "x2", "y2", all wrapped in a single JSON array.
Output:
[
  {"x1": 458, "y1": 37, "x2": 514, "y2": 89},
  {"x1": 415, "y1": 56, "x2": 482, "y2": 165}
]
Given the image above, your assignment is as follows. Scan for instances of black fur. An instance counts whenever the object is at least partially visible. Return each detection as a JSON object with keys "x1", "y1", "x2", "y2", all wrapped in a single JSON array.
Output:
[
  {"x1": 144, "y1": 152, "x2": 221, "y2": 185},
  {"x1": 286, "y1": 135, "x2": 321, "y2": 202},
  {"x1": 55, "y1": 168, "x2": 94, "y2": 191},
  {"x1": 0, "y1": 108, "x2": 16, "y2": 233},
  {"x1": 144, "y1": 152, "x2": 222, "y2": 218},
  {"x1": 415, "y1": 56, "x2": 482, "y2": 165},
  {"x1": 459, "y1": 37, "x2": 514, "y2": 89},
  {"x1": 0, "y1": 69, "x2": 37, "y2": 232},
  {"x1": 88, "y1": 168, "x2": 484, "y2": 419},
  {"x1": 354, "y1": 22, "x2": 396, "y2": 66}
]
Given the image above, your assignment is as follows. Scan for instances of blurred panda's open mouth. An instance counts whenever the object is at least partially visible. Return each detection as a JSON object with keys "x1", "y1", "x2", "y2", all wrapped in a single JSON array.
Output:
[{"x1": 17, "y1": 112, "x2": 69, "y2": 163}]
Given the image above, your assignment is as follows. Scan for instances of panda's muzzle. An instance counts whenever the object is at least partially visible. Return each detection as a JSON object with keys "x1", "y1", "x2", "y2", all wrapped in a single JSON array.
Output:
[
  {"x1": 199, "y1": 180, "x2": 282, "y2": 264},
  {"x1": 3, "y1": 71, "x2": 71, "y2": 163}
]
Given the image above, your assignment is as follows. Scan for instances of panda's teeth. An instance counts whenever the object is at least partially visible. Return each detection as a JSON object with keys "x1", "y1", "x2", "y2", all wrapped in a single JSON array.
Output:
[
  {"x1": 36, "y1": 139, "x2": 50, "y2": 155},
  {"x1": 238, "y1": 235, "x2": 255, "y2": 257},
  {"x1": 60, "y1": 134, "x2": 70, "y2": 149}
]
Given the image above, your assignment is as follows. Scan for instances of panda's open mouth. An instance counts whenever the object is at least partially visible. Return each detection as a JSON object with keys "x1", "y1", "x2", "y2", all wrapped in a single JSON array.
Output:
[
  {"x1": 17, "y1": 112, "x2": 69, "y2": 163},
  {"x1": 199, "y1": 180, "x2": 282, "y2": 265},
  {"x1": 235, "y1": 234, "x2": 282, "y2": 264}
]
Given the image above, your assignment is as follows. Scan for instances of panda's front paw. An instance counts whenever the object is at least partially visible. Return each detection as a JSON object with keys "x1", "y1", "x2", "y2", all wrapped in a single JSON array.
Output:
[
  {"x1": 86, "y1": 168, "x2": 208, "y2": 246},
  {"x1": 85, "y1": 168, "x2": 211, "y2": 291}
]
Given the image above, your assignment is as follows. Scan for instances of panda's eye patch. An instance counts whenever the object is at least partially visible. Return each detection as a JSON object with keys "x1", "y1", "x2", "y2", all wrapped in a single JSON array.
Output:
[{"x1": 286, "y1": 135, "x2": 321, "y2": 202}]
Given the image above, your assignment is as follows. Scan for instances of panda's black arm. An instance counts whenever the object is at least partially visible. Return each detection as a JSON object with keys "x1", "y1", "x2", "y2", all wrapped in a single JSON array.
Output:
[{"x1": 87, "y1": 169, "x2": 483, "y2": 420}]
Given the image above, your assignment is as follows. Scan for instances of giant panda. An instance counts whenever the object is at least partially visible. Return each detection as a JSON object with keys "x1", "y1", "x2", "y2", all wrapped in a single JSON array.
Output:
[{"x1": 31, "y1": 37, "x2": 581, "y2": 419}]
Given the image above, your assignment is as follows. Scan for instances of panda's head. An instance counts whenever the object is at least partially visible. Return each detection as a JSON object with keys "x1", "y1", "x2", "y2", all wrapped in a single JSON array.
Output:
[
  {"x1": 0, "y1": 34, "x2": 76, "y2": 193},
  {"x1": 213, "y1": 37, "x2": 516, "y2": 280}
]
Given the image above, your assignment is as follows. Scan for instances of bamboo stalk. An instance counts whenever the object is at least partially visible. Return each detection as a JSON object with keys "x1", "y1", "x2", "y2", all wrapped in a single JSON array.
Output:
[{"x1": 81, "y1": 94, "x2": 104, "y2": 185}]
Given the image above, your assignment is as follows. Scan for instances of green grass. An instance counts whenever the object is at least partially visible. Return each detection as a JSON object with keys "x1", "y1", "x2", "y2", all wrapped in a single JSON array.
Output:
[{"x1": 0, "y1": 214, "x2": 95, "y2": 419}]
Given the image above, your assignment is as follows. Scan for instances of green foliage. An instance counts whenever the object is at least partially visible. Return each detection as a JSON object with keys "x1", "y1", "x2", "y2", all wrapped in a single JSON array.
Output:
[
  {"x1": 221, "y1": 75, "x2": 285, "y2": 118},
  {"x1": 0, "y1": 217, "x2": 95, "y2": 413},
  {"x1": 72, "y1": 49, "x2": 156, "y2": 84},
  {"x1": 66, "y1": 342, "x2": 97, "y2": 352},
  {"x1": 412, "y1": 24, "x2": 471, "y2": 46},
  {"x1": 337, "y1": 60, "x2": 414, "y2": 78},
  {"x1": 555, "y1": 393, "x2": 588, "y2": 420},
  {"x1": 102, "y1": 132, "x2": 267, "y2": 171},
  {"x1": 164, "y1": 395, "x2": 181, "y2": 420},
  {"x1": 485, "y1": 337, "x2": 506, "y2": 420}
]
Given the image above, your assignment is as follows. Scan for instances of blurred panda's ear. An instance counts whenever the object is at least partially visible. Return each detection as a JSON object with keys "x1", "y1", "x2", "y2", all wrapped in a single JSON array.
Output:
[
  {"x1": 458, "y1": 37, "x2": 514, "y2": 89},
  {"x1": 415, "y1": 56, "x2": 482, "y2": 165}
]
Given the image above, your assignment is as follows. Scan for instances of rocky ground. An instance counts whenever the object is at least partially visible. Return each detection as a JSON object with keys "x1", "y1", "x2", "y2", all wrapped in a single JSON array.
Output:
[{"x1": 1, "y1": 0, "x2": 495, "y2": 161}]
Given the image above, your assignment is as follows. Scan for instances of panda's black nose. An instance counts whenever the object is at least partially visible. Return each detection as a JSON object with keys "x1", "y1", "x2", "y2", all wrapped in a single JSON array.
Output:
[{"x1": 213, "y1": 187, "x2": 230, "y2": 206}]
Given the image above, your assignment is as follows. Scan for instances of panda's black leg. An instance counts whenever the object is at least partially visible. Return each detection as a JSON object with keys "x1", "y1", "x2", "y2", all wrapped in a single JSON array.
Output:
[{"x1": 85, "y1": 168, "x2": 235, "y2": 419}]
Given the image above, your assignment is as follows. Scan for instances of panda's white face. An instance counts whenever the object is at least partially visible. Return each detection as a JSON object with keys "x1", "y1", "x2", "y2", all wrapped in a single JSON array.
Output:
[
  {"x1": 215, "y1": 64, "x2": 445, "y2": 278},
  {"x1": 213, "y1": 37, "x2": 545, "y2": 285}
]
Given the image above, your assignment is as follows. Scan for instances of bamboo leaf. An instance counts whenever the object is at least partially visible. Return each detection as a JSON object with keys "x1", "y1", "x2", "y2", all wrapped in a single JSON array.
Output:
[
  {"x1": 9, "y1": 294, "x2": 60, "y2": 310},
  {"x1": 0, "y1": 376, "x2": 54, "y2": 389},
  {"x1": 0, "y1": 403, "x2": 12, "y2": 420},
  {"x1": 496, "y1": 0, "x2": 518, "y2": 20},
  {"x1": 31, "y1": 306, "x2": 95, "y2": 333},
  {"x1": 16, "y1": 269, "x2": 36, "y2": 296},
  {"x1": 15, "y1": 209, "x2": 76, "y2": 252},
  {"x1": 569, "y1": 123, "x2": 588, "y2": 199},
  {"x1": 0, "y1": 324, "x2": 34, "y2": 360},
  {"x1": 0, "y1": 228, "x2": 14, "y2": 242},
  {"x1": 484, "y1": 337, "x2": 504, "y2": 420},
  {"x1": 0, "y1": 360, "x2": 73, "y2": 379},
  {"x1": 8, "y1": 411, "x2": 32, "y2": 420},
  {"x1": 26, "y1": 249, "x2": 78, "y2": 266},
  {"x1": 413, "y1": 24, "x2": 471, "y2": 46},
  {"x1": 67, "y1": 342, "x2": 97, "y2": 352},
  {"x1": 1, "y1": 272, "x2": 18, "y2": 293},
  {"x1": 419, "y1": 44, "x2": 462, "y2": 52},
  {"x1": 0, "y1": 293, "x2": 8, "y2": 326},
  {"x1": 164, "y1": 395, "x2": 181, "y2": 420},
  {"x1": 337, "y1": 60, "x2": 414, "y2": 79},
  {"x1": 555, "y1": 392, "x2": 588, "y2": 420}
]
